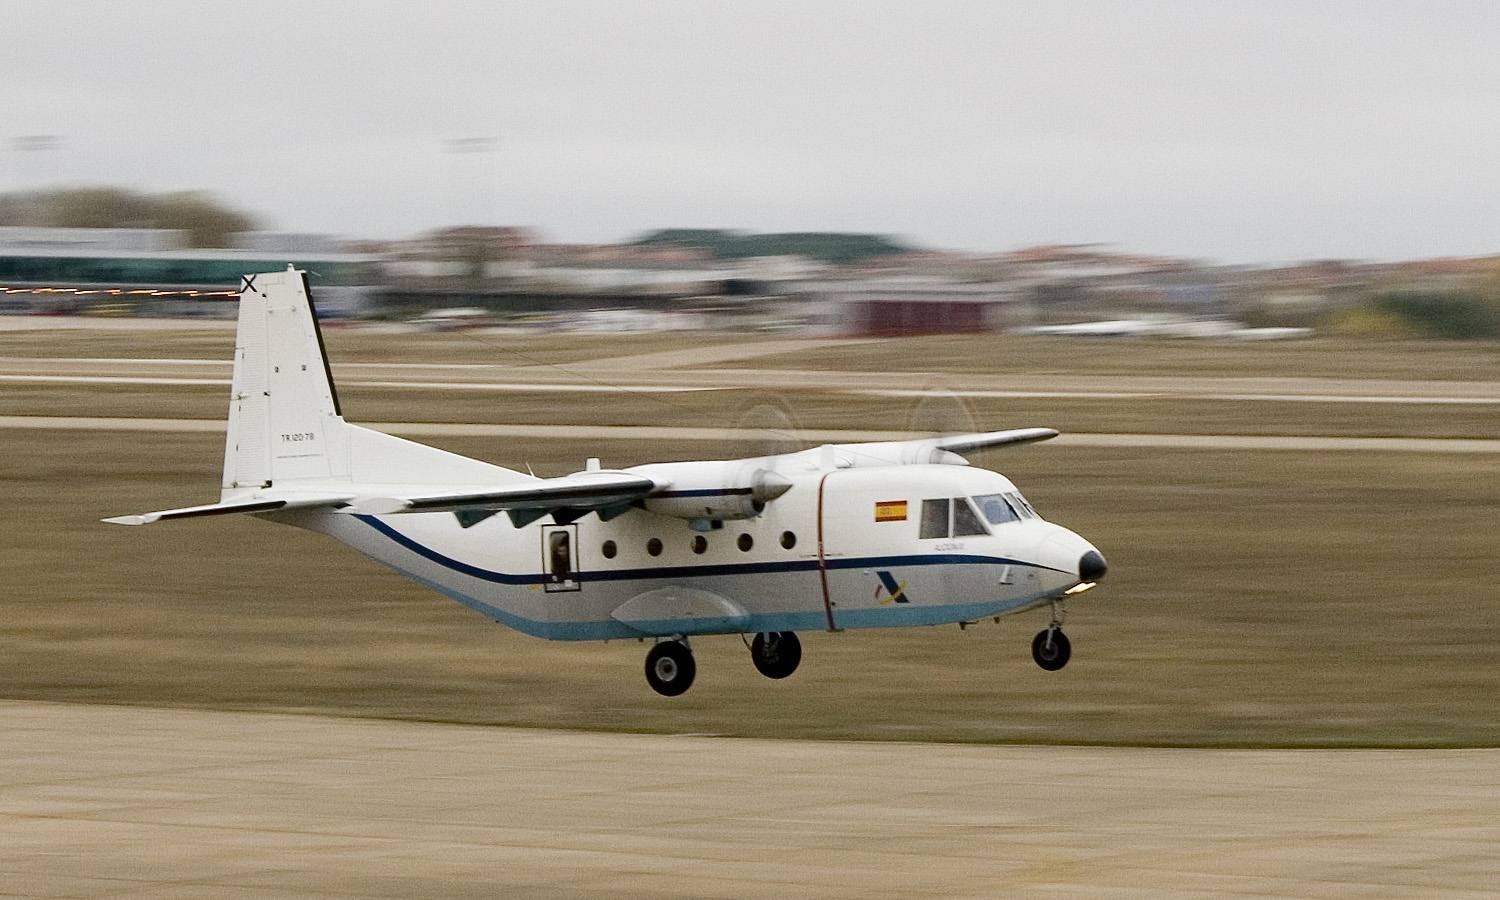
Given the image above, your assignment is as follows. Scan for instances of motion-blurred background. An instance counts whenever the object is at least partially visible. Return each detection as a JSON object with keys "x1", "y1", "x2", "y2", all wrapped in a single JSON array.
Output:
[{"x1": 1, "y1": 1, "x2": 1496, "y2": 747}]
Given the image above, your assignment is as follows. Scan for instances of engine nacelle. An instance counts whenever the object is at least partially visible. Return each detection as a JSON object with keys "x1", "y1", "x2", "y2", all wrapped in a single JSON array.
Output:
[{"x1": 630, "y1": 461, "x2": 793, "y2": 522}]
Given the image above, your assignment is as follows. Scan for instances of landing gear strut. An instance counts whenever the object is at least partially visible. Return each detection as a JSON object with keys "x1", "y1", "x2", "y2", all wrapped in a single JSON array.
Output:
[
  {"x1": 1031, "y1": 599, "x2": 1071, "y2": 671},
  {"x1": 645, "y1": 639, "x2": 696, "y2": 696},
  {"x1": 749, "y1": 631, "x2": 802, "y2": 679}
]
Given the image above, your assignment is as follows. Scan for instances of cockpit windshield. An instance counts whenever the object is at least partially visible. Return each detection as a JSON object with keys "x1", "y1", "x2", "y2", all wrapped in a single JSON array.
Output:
[{"x1": 974, "y1": 492, "x2": 1039, "y2": 524}]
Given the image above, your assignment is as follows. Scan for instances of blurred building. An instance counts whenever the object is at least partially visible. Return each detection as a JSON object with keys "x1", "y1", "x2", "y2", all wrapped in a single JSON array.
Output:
[
  {"x1": 2, "y1": 224, "x2": 1493, "y2": 335},
  {"x1": 368, "y1": 228, "x2": 827, "y2": 327},
  {"x1": 0, "y1": 227, "x2": 379, "y2": 317},
  {"x1": 799, "y1": 276, "x2": 1023, "y2": 336}
]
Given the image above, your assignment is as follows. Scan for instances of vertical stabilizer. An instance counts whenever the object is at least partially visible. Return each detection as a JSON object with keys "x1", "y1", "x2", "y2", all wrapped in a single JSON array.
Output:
[{"x1": 222, "y1": 266, "x2": 349, "y2": 495}]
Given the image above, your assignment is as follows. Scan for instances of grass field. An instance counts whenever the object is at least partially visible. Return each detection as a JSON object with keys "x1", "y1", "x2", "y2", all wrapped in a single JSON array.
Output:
[
  {"x1": 1, "y1": 327, "x2": 1496, "y2": 746},
  {"x1": 3, "y1": 432, "x2": 1497, "y2": 747}
]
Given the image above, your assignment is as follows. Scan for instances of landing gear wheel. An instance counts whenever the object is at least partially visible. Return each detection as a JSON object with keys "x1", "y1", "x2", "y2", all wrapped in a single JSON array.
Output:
[
  {"x1": 645, "y1": 641, "x2": 696, "y2": 696},
  {"x1": 750, "y1": 631, "x2": 802, "y2": 679},
  {"x1": 1031, "y1": 628, "x2": 1071, "y2": 671}
]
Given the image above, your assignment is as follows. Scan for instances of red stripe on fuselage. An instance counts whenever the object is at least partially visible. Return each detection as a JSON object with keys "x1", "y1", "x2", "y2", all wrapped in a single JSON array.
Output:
[{"x1": 816, "y1": 471, "x2": 839, "y2": 631}]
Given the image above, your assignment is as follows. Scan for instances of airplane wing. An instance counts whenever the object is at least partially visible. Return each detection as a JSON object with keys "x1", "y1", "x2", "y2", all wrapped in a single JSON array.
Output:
[
  {"x1": 105, "y1": 472, "x2": 662, "y2": 529},
  {"x1": 797, "y1": 427, "x2": 1060, "y2": 469},
  {"x1": 345, "y1": 472, "x2": 660, "y2": 516},
  {"x1": 933, "y1": 428, "x2": 1059, "y2": 453}
]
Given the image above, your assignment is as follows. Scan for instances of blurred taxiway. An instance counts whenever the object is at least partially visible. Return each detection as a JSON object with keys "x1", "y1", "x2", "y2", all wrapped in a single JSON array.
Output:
[{"x1": 2, "y1": 701, "x2": 1496, "y2": 898}]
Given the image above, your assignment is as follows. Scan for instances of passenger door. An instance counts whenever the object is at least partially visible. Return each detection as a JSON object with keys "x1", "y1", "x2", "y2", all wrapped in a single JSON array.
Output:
[{"x1": 540, "y1": 524, "x2": 580, "y2": 592}]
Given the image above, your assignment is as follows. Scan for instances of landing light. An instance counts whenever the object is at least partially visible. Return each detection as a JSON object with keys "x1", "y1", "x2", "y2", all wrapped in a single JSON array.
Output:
[
  {"x1": 0, "y1": 285, "x2": 239, "y2": 298},
  {"x1": 1065, "y1": 582, "x2": 1096, "y2": 595}
]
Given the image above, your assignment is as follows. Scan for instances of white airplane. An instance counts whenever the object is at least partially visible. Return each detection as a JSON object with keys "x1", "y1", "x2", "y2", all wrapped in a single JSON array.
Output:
[{"x1": 106, "y1": 268, "x2": 1108, "y2": 695}]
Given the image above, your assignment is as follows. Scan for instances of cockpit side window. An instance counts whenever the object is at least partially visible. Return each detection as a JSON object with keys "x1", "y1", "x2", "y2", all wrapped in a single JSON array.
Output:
[
  {"x1": 919, "y1": 498, "x2": 950, "y2": 539},
  {"x1": 974, "y1": 493, "x2": 1019, "y2": 525},
  {"x1": 1006, "y1": 491, "x2": 1040, "y2": 519},
  {"x1": 952, "y1": 497, "x2": 989, "y2": 536}
]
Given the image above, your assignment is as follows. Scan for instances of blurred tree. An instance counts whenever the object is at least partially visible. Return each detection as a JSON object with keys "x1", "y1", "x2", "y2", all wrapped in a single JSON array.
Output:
[
  {"x1": 633, "y1": 228, "x2": 913, "y2": 263},
  {"x1": 152, "y1": 191, "x2": 258, "y2": 248},
  {"x1": 1476, "y1": 261, "x2": 1500, "y2": 318},
  {"x1": 1320, "y1": 305, "x2": 1420, "y2": 339},
  {"x1": 1370, "y1": 291, "x2": 1500, "y2": 340},
  {"x1": 0, "y1": 187, "x2": 259, "y2": 248}
]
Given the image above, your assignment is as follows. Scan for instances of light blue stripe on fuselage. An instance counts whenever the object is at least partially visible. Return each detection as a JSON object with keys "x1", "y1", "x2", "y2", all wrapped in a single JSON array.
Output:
[
  {"x1": 386, "y1": 560, "x2": 1052, "y2": 640},
  {"x1": 354, "y1": 514, "x2": 1060, "y2": 641}
]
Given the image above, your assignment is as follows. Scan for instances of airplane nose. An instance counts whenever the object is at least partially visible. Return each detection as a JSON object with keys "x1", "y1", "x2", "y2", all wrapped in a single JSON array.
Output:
[{"x1": 1079, "y1": 549, "x2": 1108, "y2": 582}]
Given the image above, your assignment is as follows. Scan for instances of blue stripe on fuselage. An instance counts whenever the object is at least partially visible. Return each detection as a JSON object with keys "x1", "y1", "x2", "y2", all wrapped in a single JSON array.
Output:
[{"x1": 354, "y1": 514, "x2": 1069, "y2": 585}]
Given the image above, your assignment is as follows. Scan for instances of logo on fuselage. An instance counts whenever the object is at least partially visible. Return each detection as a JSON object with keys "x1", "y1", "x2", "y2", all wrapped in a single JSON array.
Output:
[{"x1": 875, "y1": 570, "x2": 911, "y2": 604}]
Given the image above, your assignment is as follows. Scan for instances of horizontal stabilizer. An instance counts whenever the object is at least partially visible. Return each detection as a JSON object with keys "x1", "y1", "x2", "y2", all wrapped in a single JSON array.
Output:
[{"x1": 102, "y1": 493, "x2": 354, "y2": 526}]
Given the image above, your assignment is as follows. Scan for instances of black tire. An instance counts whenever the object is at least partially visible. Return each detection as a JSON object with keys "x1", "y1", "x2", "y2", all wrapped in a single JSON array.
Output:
[
  {"x1": 750, "y1": 631, "x2": 802, "y2": 680},
  {"x1": 645, "y1": 641, "x2": 696, "y2": 696},
  {"x1": 1031, "y1": 628, "x2": 1071, "y2": 671}
]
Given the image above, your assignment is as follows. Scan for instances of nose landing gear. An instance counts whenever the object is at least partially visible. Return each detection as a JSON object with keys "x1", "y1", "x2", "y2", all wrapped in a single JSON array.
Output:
[
  {"x1": 1031, "y1": 627, "x2": 1071, "y2": 670},
  {"x1": 1031, "y1": 599, "x2": 1071, "y2": 671}
]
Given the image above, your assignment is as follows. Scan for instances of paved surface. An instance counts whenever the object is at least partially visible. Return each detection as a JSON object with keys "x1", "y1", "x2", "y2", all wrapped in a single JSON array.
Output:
[
  {"x1": 3, "y1": 414, "x2": 1499, "y2": 453},
  {"x1": 0, "y1": 318, "x2": 233, "y2": 332},
  {"x1": 1, "y1": 356, "x2": 1497, "y2": 404},
  {"x1": 1, "y1": 702, "x2": 1495, "y2": 898}
]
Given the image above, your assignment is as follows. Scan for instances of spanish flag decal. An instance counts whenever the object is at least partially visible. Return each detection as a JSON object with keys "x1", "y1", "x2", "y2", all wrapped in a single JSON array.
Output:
[{"x1": 874, "y1": 500, "x2": 908, "y2": 522}]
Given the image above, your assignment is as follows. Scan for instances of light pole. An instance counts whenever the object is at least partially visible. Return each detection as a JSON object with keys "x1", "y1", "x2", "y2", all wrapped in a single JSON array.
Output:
[
  {"x1": 10, "y1": 133, "x2": 63, "y2": 193},
  {"x1": 444, "y1": 136, "x2": 500, "y2": 295},
  {"x1": 445, "y1": 136, "x2": 497, "y2": 227}
]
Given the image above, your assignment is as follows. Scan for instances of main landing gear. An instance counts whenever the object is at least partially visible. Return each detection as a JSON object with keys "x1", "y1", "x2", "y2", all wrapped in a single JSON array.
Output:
[
  {"x1": 750, "y1": 631, "x2": 802, "y2": 680},
  {"x1": 645, "y1": 640, "x2": 696, "y2": 696},
  {"x1": 1031, "y1": 599, "x2": 1071, "y2": 671},
  {"x1": 643, "y1": 632, "x2": 804, "y2": 696}
]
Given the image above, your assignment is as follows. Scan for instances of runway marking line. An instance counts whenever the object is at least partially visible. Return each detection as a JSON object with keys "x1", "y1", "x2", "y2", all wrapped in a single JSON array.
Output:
[{"x1": 1, "y1": 415, "x2": 1496, "y2": 452}]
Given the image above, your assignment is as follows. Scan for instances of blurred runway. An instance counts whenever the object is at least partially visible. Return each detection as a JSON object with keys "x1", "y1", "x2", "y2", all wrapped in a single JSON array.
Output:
[
  {"x1": 3, "y1": 414, "x2": 1499, "y2": 453},
  {"x1": 2, "y1": 356, "x2": 1498, "y2": 403},
  {"x1": 1, "y1": 701, "x2": 1495, "y2": 898}
]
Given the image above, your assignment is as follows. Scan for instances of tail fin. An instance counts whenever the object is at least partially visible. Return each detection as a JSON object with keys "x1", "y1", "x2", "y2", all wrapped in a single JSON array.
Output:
[
  {"x1": 221, "y1": 267, "x2": 530, "y2": 499},
  {"x1": 223, "y1": 266, "x2": 347, "y2": 493}
]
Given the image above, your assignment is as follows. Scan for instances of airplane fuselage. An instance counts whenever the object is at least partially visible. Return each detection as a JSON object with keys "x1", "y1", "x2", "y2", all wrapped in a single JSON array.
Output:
[{"x1": 286, "y1": 463, "x2": 1096, "y2": 641}]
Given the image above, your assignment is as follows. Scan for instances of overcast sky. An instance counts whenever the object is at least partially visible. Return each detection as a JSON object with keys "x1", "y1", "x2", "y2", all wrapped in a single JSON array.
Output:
[{"x1": 4, "y1": 1, "x2": 1498, "y2": 262}]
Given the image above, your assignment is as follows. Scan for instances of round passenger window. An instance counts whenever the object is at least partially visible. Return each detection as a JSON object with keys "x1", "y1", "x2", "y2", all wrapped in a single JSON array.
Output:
[
  {"x1": 692, "y1": 535, "x2": 708, "y2": 554},
  {"x1": 738, "y1": 533, "x2": 753, "y2": 552},
  {"x1": 646, "y1": 538, "x2": 663, "y2": 557},
  {"x1": 601, "y1": 540, "x2": 617, "y2": 559},
  {"x1": 780, "y1": 531, "x2": 797, "y2": 550}
]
